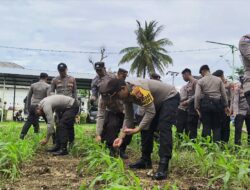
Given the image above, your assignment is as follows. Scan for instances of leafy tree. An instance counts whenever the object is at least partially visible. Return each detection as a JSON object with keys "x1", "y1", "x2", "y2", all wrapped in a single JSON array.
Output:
[
  {"x1": 119, "y1": 20, "x2": 173, "y2": 78},
  {"x1": 228, "y1": 66, "x2": 244, "y2": 81}
]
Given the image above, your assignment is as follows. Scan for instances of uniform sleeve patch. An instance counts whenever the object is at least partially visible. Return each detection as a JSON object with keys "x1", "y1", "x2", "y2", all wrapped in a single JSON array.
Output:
[{"x1": 131, "y1": 86, "x2": 154, "y2": 106}]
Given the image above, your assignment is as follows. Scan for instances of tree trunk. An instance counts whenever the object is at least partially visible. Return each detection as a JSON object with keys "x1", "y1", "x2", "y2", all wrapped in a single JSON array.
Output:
[{"x1": 143, "y1": 67, "x2": 146, "y2": 78}]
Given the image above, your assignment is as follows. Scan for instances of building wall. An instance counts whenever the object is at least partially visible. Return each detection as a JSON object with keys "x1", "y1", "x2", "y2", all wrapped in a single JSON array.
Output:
[{"x1": 0, "y1": 85, "x2": 29, "y2": 111}]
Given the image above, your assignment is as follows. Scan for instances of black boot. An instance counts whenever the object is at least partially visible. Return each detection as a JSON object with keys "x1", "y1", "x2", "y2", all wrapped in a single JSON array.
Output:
[
  {"x1": 52, "y1": 133, "x2": 56, "y2": 145},
  {"x1": 53, "y1": 147, "x2": 68, "y2": 156},
  {"x1": 20, "y1": 133, "x2": 25, "y2": 140},
  {"x1": 119, "y1": 149, "x2": 128, "y2": 159},
  {"x1": 46, "y1": 145, "x2": 60, "y2": 152},
  {"x1": 152, "y1": 158, "x2": 169, "y2": 180},
  {"x1": 129, "y1": 158, "x2": 152, "y2": 169}
]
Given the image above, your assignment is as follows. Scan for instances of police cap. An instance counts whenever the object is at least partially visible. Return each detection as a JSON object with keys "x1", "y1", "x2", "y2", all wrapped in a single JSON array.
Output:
[
  {"x1": 94, "y1": 62, "x2": 105, "y2": 70},
  {"x1": 118, "y1": 68, "x2": 128, "y2": 74},
  {"x1": 150, "y1": 73, "x2": 161, "y2": 80},
  {"x1": 102, "y1": 78, "x2": 126, "y2": 96},
  {"x1": 57, "y1": 63, "x2": 67, "y2": 71},
  {"x1": 212, "y1": 70, "x2": 224, "y2": 77}
]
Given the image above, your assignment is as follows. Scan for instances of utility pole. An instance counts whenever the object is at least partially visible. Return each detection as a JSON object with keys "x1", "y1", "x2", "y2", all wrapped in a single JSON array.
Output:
[
  {"x1": 206, "y1": 41, "x2": 238, "y2": 81},
  {"x1": 166, "y1": 71, "x2": 179, "y2": 85}
]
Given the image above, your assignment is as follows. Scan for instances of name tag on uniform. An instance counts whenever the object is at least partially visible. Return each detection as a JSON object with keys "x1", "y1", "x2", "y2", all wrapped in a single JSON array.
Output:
[{"x1": 131, "y1": 86, "x2": 154, "y2": 106}]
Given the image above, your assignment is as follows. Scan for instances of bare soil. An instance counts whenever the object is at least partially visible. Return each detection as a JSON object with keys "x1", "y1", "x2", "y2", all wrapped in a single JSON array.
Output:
[{"x1": 2, "y1": 150, "x2": 83, "y2": 190}]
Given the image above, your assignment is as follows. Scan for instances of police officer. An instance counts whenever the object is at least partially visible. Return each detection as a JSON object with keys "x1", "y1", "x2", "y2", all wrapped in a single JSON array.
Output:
[
  {"x1": 232, "y1": 76, "x2": 250, "y2": 145},
  {"x1": 181, "y1": 68, "x2": 199, "y2": 139},
  {"x1": 90, "y1": 62, "x2": 115, "y2": 103},
  {"x1": 176, "y1": 85, "x2": 188, "y2": 138},
  {"x1": 105, "y1": 78, "x2": 180, "y2": 180},
  {"x1": 212, "y1": 70, "x2": 233, "y2": 143},
  {"x1": 36, "y1": 95, "x2": 79, "y2": 156},
  {"x1": 95, "y1": 68, "x2": 131, "y2": 159},
  {"x1": 20, "y1": 73, "x2": 50, "y2": 139},
  {"x1": 48, "y1": 63, "x2": 78, "y2": 152},
  {"x1": 195, "y1": 65, "x2": 230, "y2": 142},
  {"x1": 239, "y1": 34, "x2": 250, "y2": 107}
]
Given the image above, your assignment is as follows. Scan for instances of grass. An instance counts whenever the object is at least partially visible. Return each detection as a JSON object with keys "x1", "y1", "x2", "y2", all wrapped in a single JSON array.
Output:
[
  {"x1": 0, "y1": 122, "x2": 44, "y2": 182},
  {"x1": 0, "y1": 122, "x2": 249, "y2": 189}
]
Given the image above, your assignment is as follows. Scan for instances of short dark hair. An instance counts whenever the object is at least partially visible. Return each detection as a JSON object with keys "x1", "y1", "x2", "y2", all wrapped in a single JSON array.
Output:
[
  {"x1": 212, "y1": 70, "x2": 224, "y2": 77},
  {"x1": 199, "y1": 65, "x2": 210, "y2": 74},
  {"x1": 181, "y1": 68, "x2": 192, "y2": 75},
  {"x1": 104, "y1": 78, "x2": 126, "y2": 95},
  {"x1": 40, "y1": 73, "x2": 48, "y2": 79}
]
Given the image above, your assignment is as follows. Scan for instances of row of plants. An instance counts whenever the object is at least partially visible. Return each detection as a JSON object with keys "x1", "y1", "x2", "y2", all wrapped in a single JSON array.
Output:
[
  {"x1": 171, "y1": 132, "x2": 250, "y2": 190},
  {"x1": 0, "y1": 122, "x2": 43, "y2": 182},
  {"x1": 71, "y1": 126, "x2": 179, "y2": 190}
]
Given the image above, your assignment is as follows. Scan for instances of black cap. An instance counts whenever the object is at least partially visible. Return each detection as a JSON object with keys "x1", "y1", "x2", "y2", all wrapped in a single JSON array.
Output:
[
  {"x1": 199, "y1": 65, "x2": 210, "y2": 74},
  {"x1": 212, "y1": 70, "x2": 224, "y2": 77},
  {"x1": 118, "y1": 68, "x2": 128, "y2": 74},
  {"x1": 150, "y1": 73, "x2": 161, "y2": 80},
  {"x1": 57, "y1": 63, "x2": 67, "y2": 71},
  {"x1": 102, "y1": 78, "x2": 126, "y2": 96},
  {"x1": 40, "y1": 72, "x2": 48, "y2": 79},
  {"x1": 94, "y1": 62, "x2": 105, "y2": 70}
]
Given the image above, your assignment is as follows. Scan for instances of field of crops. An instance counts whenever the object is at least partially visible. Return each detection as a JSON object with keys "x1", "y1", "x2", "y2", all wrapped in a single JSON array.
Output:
[{"x1": 0, "y1": 122, "x2": 250, "y2": 190}]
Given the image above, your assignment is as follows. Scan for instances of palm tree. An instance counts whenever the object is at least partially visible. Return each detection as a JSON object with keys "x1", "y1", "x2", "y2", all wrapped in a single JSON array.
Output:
[{"x1": 119, "y1": 20, "x2": 173, "y2": 78}]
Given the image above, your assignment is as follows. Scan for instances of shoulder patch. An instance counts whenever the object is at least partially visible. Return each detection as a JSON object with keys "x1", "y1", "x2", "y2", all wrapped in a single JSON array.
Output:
[{"x1": 131, "y1": 86, "x2": 154, "y2": 106}]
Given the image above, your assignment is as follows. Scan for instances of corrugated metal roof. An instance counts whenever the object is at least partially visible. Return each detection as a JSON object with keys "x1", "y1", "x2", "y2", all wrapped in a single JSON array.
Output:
[
  {"x1": 0, "y1": 62, "x2": 25, "y2": 69},
  {"x1": 0, "y1": 67, "x2": 95, "y2": 79},
  {"x1": 0, "y1": 67, "x2": 96, "y2": 89}
]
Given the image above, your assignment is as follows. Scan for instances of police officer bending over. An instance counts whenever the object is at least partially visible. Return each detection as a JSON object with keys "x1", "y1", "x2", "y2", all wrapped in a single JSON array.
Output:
[
  {"x1": 104, "y1": 78, "x2": 180, "y2": 180},
  {"x1": 195, "y1": 65, "x2": 230, "y2": 142},
  {"x1": 35, "y1": 95, "x2": 79, "y2": 156}
]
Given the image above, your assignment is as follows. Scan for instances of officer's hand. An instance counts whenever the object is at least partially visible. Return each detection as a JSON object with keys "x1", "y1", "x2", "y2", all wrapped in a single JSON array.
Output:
[
  {"x1": 95, "y1": 135, "x2": 102, "y2": 142},
  {"x1": 225, "y1": 107, "x2": 230, "y2": 116},
  {"x1": 90, "y1": 96, "x2": 96, "y2": 105},
  {"x1": 180, "y1": 100, "x2": 188, "y2": 106},
  {"x1": 40, "y1": 139, "x2": 48, "y2": 146},
  {"x1": 113, "y1": 138, "x2": 123, "y2": 148},
  {"x1": 124, "y1": 127, "x2": 140, "y2": 135},
  {"x1": 196, "y1": 109, "x2": 201, "y2": 118}
]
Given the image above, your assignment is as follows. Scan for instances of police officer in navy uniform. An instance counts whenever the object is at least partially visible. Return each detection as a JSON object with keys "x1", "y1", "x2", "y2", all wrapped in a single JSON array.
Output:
[
  {"x1": 20, "y1": 73, "x2": 50, "y2": 139},
  {"x1": 48, "y1": 63, "x2": 78, "y2": 152},
  {"x1": 212, "y1": 70, "x2": 233, "y2": 143},
  {"x1": 195, "y1": 65, "x2": 230, "y2": 142},
  {"x1": 90, "y1": 62, "x2": 115, "y2": 104}
]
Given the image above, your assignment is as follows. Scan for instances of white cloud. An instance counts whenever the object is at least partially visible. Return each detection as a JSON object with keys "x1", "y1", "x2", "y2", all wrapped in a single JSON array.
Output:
[{"x1": 0, "y1": 0, "x2": 248, "y2": 86}]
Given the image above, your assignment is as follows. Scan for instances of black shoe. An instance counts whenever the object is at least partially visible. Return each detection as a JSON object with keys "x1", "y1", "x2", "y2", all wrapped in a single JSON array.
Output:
[
  {"x1": 119, "y1": 150, "x2": 129, "y2": 159},
  {"x1": 46, "y1": 145, "x2": 60, "y2": 153},
  {"x1": 20, "y1": 134, "x2": 25, "y2": 140},
  {"x1": 52, "y1": 149, "x2": 68, "y2": 156},
  {"x1": 152, "y1": 170, "x2": 168, "y2": 180},
  {"x1": 152, "y1": 160, "x2": 169, "y2": 180},
  {"x1": 129, "y1": 159, "x2": 152, "y2": 169}
]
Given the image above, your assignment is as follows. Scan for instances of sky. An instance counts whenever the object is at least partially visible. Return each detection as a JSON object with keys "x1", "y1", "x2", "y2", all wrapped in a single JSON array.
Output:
[{"x1": 0, "y1": 0, "x2": 248, "y2": 88}]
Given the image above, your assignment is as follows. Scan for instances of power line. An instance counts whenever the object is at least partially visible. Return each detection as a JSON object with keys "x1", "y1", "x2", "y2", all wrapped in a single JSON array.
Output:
[{"x1": 0, "y1": 45, "x2": 228, "y2": 54}]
